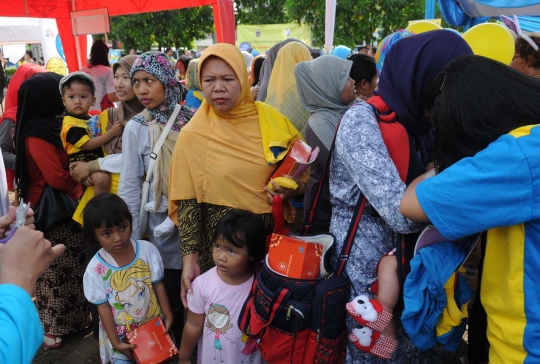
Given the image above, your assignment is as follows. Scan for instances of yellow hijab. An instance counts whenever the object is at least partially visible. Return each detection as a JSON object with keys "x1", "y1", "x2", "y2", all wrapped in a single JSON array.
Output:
[
  {"x1": 169, "y1": 44, "x2": 303, "y2": 222},
  {"x1": 265, "y1": 42, "x2": 312, "y2": 134}
]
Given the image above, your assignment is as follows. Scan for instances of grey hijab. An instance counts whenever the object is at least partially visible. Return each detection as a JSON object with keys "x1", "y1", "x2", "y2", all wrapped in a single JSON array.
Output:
[
  {"x1": 256, "y1": 38, "x2": 314, "y2": 101},
  {"x1": 294, "y1": 56, "x2": 353, "y2": 123}
]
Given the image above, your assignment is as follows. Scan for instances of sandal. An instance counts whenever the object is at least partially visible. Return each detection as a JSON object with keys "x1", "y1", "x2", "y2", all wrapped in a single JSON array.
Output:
[
  {"x1": 346, "y1": 295, "x2": 393, "y2": 333},
  {"x1": 43, "y1": 333, "x2": 62, "y2": 349},
  {"x1": 350, "y1": 326, "x2": 397, "y2": 360}
]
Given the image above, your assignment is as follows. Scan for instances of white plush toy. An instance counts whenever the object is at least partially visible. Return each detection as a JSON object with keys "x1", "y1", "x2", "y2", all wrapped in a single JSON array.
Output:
[
  {"x1": 145, "y1": 197, "x2": 175, "y2": 237},
  {"x1": 353, "y1": 295, "x2": 378, "y2": 322},
  {"x1": 145, "y1": 196, "x2": 169, "y2": 214},
  {"x1": 353, "y1": 326, "x2": 374, "y2": 347}
]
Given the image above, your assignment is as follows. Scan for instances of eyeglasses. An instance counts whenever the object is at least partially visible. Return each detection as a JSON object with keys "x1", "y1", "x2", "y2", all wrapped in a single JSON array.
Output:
[{"x1": 501, "y1": 15, "x2": 539, "y2": 51}]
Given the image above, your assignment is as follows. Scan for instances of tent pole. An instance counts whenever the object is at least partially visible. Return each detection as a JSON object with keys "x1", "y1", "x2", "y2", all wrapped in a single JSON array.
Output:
[
  {"x1": 24, "y1": 0, "x2": 29, "y2": 16},
  {"x1": 71, "y1": 0, "x2": 82, "y2": 70}
]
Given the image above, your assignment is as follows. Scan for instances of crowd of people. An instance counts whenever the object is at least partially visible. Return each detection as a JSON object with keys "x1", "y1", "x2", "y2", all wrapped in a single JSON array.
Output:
[{"x1": 1, "y1": 27, "x2": 540, "y2": 364}]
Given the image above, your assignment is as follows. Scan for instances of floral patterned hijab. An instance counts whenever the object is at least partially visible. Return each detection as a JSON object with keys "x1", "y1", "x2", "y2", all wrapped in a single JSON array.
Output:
[
  {"x1": 130, "y1": 51, "x2": 190, "y2": 132},
  {"x1": 185, "y1": 59, "x2": 200, "y2": 91}
]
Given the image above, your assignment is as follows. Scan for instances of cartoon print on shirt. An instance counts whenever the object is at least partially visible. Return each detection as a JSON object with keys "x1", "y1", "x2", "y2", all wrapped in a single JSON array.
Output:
[
  {"x1": 204, "y1": 303, "x2": 240, "y2": 362},
  {"x1": 109, "y1": 259, "x2": 161, "y2": 331},
  {"x1": 240, "y1": 328, "x2": 257, "y2": 363}
]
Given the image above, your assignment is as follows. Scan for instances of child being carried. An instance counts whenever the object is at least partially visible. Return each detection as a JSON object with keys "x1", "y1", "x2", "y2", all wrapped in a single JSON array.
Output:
[{"x1": 59, "y1": 72, "x2": 123, "y2": 195}]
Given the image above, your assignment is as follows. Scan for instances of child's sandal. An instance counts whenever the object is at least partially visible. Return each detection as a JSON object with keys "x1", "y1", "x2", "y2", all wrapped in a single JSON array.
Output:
[
  {"x1": 349, "y1": 326, "x2": 397, "y2": 360},
  {"x1": 346, "y1": 294, "x2": 393, "y2": 333}
]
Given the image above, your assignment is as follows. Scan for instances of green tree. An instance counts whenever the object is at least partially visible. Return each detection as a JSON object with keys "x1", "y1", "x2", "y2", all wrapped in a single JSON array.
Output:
[
  {"x1": 109, "y1": 7, "x2": 215, "y2": 53},
  {"x1": 235, "y1": 0, "x2": 289, "y2": 25},
  {"x1": 285, "y1": 0, "x2": 426, "y2": 48}
]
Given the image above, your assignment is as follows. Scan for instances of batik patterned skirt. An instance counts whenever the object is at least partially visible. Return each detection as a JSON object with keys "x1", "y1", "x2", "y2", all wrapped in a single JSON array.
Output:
[{"x1": 35, "y1": 220, "x2": 90, "y2": 335}]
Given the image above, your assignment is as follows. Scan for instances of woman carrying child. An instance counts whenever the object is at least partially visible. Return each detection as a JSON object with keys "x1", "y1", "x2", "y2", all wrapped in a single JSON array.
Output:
[
  {"x1": 329, "y1": 31, "x2": 472, "y2": 363},
  {"x1": 83, "y1": 193, "x2": 174, "y2": 363},
  {"x1": 69, "y1": 55, "x2": 145, "y2": 220},
  {"x1": 118, "y1": 51, "x2": 195, "y2": 346},
  {"x1": 59, "y1": 72, "x2": 123, "y2": 195},
  {"x1": 178, "y1": 210, "x2": 266, "y2": 364}
]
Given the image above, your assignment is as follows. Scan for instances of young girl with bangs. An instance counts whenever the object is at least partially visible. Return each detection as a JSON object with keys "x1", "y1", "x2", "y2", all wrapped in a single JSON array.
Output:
[
  {"x1": 82, "y1": 193, "x2": 173, "y2": 363},
  {"x1": 178, "y1": 210, "x2": 266, "y2": 364}
]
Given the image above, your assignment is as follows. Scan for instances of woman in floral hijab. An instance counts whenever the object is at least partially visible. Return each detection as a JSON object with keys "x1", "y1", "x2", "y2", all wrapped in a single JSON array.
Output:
[
  {"x1": 118, "y1": 51, "x2": 195, "y2": 347},
  {"x1": 129, "y1": 51, "x2": 192, "y2": 130}
]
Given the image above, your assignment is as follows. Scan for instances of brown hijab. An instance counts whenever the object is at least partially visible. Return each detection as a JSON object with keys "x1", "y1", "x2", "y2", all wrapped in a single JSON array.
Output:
[{"x1": 104, "y1": 55, "x2": 144, "y2": 155}]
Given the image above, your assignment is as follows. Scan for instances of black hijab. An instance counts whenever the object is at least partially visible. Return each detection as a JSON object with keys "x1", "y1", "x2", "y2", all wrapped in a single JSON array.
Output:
[{"x1": 15, "y1": 72, "x2": 64, "y2": 196}]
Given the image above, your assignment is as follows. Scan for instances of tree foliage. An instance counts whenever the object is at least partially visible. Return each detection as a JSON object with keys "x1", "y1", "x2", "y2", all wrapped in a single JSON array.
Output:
[
  {"x1": 284, "y1": 0, "x2": 426, "y2": 48},
  {"x1": 109, "y1": 6, "x2": 214, "y2": 53},
  {"x1": 234, "y1": 0, "x2": 289, "y2": 25}
]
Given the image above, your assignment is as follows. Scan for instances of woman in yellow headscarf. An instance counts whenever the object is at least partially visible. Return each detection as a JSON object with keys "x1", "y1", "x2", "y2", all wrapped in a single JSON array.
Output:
[
  {"x1": 265, "y1": 42, "x2": 312, "y2": 135},
  {"x1": 169, "y1": 44, "x2": 308, "y2": 306}
]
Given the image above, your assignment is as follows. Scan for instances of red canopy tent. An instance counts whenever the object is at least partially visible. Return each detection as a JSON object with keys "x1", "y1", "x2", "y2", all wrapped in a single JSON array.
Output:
[{"x1": 0, "y1": 0, "x2": 235, "y2": 72}]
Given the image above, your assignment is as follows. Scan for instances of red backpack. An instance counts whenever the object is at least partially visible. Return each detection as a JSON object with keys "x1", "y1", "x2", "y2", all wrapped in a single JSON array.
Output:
[{"x1": 238, "y1": 97, "x2": 417, "y2": 363}]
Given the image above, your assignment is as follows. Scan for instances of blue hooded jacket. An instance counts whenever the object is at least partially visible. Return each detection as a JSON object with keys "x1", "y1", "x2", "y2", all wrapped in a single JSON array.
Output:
[{"x1": 401, "y1": 241, "x2": 473, "y2": 351}]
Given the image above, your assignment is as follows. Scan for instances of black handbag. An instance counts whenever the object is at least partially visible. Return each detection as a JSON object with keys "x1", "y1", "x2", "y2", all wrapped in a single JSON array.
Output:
[{"x1": 32, "y1": 185, "x2": 77, "y2": 232}]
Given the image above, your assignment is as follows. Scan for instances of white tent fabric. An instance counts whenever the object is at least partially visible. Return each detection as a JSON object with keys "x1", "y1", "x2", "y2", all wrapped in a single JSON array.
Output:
[
  {"x1": 325, "y1": 0, "x2": 336, "y2": 51},
  {"x1": 1, "y1": 44, "x2": 26, "y2": 62},
  {"x1": 0, "y1": 17, "x2": 40, "y2": 45}
]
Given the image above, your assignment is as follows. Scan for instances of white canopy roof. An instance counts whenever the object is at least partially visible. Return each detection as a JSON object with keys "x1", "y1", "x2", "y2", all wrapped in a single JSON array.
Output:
[{"x1": 0, "y1": 17, "x2": 41, "y2": 45}]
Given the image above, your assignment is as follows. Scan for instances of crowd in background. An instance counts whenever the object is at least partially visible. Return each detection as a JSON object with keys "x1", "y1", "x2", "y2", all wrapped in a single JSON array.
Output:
[{"x1": 1, "y1": 28, "x2": 540, "y2": 364}]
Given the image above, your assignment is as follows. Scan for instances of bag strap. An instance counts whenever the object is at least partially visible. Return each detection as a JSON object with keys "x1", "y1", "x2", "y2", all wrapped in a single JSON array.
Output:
[
  {"x1": 143, "y1": 104, "x2": 181, "y2": 186},
  {"x1": 300, "y1": 106, "x2": 368, "y2": 276},
  {"x1": 301, "y1": 117, "x2": 342, "y2": 235},
  {"x1": 336, "y1": 193, "x2": 367, "y2": 276},
  {"x1": 238, "y1": 263, "x2": 260, "y2": 335},
  {"x1": 272, "y1": 195, "x2": 290, "y2": 235}
]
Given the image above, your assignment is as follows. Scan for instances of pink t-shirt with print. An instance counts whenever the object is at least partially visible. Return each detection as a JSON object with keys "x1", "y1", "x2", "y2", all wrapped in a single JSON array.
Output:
[{"x1": 187, "y1": 267, "x2": 264, "y2": 364}]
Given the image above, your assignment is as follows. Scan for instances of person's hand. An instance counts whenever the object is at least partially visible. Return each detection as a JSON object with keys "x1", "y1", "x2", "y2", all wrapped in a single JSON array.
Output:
[
  {"x1": 181, "y1": 253, "x2": 201, "y2": 308},
  {"x1": 69, "y1": 161, "x2": 91, "y2": 183},
  {"x1": 0, "y1": 205, "x2": 35, "y2": 237},
  {"x1": 113, "y1": 342, "x2": 137, "y2": 359},
  {"x1": 264, "y1": 175, "x2": 305, "y2": 204},
  {"x1": 109, "y1": 120, "x2": 124, "y2": 137},
  {"x1": 82, "y1": 175, "x2": 95, "y2": 187},
  {"x1": 0, "y1": 227, "x2": 64, "y2": 295},
  {"x1": 163, "y1": 316, "x2": 174, "y2": 334}
]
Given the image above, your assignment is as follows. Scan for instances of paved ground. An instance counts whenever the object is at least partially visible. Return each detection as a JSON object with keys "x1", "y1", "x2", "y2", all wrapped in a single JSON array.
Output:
[
  {"x1": 32, "y1": 328, "x2": 100, "y2": 364},
  {"x1": 31, "y1": 325, "x2": 467, "y2": 364}
]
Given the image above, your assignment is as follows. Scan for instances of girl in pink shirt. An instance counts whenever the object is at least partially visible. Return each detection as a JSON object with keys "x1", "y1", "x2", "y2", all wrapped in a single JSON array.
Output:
[{"x1": 178, "y1": 210, "x2": 267, "y2": 364}]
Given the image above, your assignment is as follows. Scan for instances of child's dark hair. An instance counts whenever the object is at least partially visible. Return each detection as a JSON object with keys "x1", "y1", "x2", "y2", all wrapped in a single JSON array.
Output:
[
  {"x1": 82, "y1": 193, "x2": 132, "y2": 245},
  {"x1": 348, "y1": 53, "x2": 377, "y2": 86},
  {"x1": 61, "y1": 75, "x2": 96, "y2": 96},
  {"x1": 213, "y1": 210, "x2": 266, "y2": 263}
]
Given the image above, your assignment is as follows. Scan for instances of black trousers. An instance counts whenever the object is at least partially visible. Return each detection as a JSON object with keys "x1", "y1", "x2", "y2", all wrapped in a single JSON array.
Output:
[
  {"x1": 162, "y1": 268, "x2": 184, "y2": 348},
  {"x1": 467, "y1": 234, "x2": 489, "y2": 364}
]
